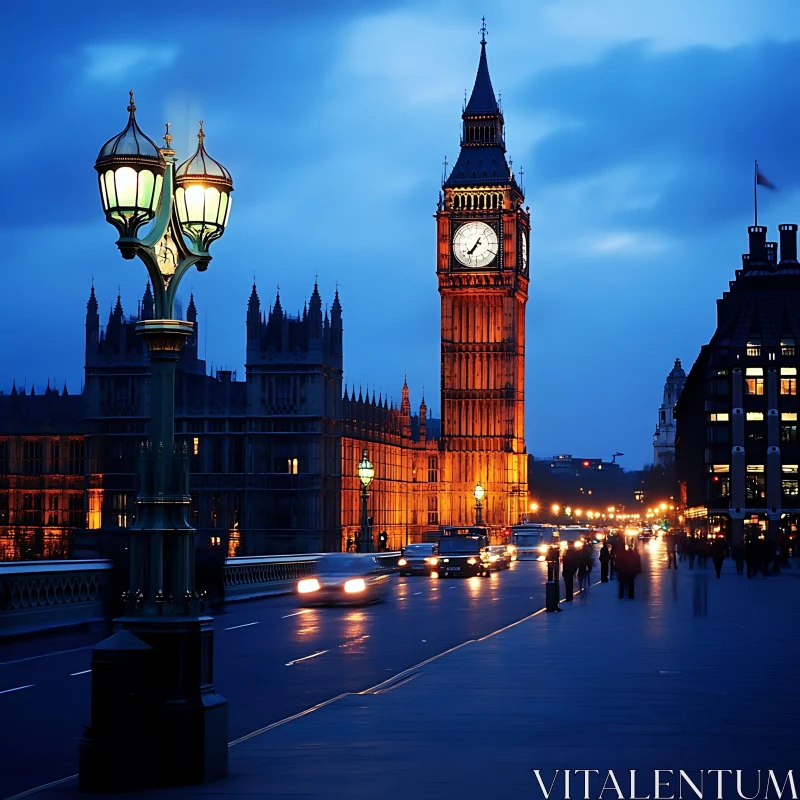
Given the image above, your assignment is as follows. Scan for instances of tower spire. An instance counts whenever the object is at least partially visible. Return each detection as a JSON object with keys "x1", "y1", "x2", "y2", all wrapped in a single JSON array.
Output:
[{"x1": 443, "y1": 30, "x2": 516, "y2": 190}]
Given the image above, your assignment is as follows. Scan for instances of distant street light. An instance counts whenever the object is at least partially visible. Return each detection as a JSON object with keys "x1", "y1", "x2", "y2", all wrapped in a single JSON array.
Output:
[
  {"x1": 358, "y1": 449, "x2": 375, "y2": 552},
  {"x1": 474, "y1": 482, "x2": 485, "y2": 525}
]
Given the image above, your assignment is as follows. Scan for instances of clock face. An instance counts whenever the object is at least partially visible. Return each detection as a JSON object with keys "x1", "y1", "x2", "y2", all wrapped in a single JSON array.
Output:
[
  {"x1": 520, "y1": 229, "x2": 528, "y2": 273},
  {"x1": 452, "y1": 221, "x2": 498, "y2": 268}
]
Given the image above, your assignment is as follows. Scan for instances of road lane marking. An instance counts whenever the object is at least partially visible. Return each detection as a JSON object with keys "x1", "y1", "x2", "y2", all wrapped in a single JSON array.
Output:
[
  {"x1": 285, "y1": 649, "x2": 328, "y2": 666},
  {"x1": 0, "y1": 645, "x2": 92, "y2": 667},
  {"x1": 228, "y1": 693, "x2": 350, "y2": 747},
  {"x1": 281, "y1": 610, "x2": 311, "y2": 619},
  {"x1": 5, "y1": 773, "x2": 78, "y2": 800},
  {"x1": 224, "y1": 621, "x2": 260, "y2": 631},
  {"x1": 413, "y1": 591, "x2": 423, "y2": 595},
  {"x1": 70, "y1": 669, "x2": 91, "y2": 676},
  {"x1": 0, "y1": 684, "x2": 34, "y2": 696}
]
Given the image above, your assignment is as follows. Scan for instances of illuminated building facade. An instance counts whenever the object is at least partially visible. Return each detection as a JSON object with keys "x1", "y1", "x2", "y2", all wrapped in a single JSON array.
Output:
[
  {"x1": 0, "y1": 34, "x2": 528, "y2": 560},
  {"x1": 653, "y1": 359, "x2": 686, "y2": 469},
  {"x1": 0, "y1": 282, "x2": 440, "y2": 559},
  {"x1": 435, "y1": 32, "x2": 529, "y2": 528},
  {"x1": 676, "y1": 224, "x2": 800, "y2": 545}
]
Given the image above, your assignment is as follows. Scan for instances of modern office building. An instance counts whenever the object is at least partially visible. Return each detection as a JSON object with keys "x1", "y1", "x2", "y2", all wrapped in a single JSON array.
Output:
[{"x1": 676, "y1": 223, "x2": 800, "y2": 544}]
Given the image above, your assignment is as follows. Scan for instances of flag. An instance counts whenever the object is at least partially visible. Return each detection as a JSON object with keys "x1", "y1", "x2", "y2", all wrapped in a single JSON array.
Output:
[{"x1": 756, "y1": 170, "x2": 777, "y2": 190}]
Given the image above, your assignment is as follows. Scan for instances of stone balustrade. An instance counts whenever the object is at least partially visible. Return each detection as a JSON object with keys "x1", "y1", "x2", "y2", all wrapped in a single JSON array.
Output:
[
  {"x1": 0, "y1": 552, "x2": 401, "y2": 636},
  {"x1": 0, "y1": 560, "x2": 113, "y2": 637}
]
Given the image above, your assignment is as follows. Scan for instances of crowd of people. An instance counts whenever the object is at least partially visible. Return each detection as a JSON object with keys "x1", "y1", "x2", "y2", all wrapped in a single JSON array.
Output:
[
  {"x1": 559, "y1": 537, "x2": 643, "y2": 600},
  {"x1": 663, "y1": 530, "x2": 793, "y2": 578}
]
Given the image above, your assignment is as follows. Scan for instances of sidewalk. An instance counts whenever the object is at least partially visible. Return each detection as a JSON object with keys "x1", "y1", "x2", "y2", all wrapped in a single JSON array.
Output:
[{"x1": 35, "y1": 549, "x2": 800, "y2": 799}]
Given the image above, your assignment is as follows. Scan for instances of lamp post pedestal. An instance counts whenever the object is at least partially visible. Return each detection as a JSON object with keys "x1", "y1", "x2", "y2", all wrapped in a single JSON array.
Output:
[{"x1": 474, "y1": 502, "x2": 483, "y2": 526}]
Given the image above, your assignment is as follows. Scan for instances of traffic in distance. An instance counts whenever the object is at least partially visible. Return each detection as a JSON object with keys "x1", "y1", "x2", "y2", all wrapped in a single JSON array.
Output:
[
  {"x1": 510, "y1": 521, "x2": 666, "y2": 561},
  {"x1": 293, "y1": 521, "x2": 668, "y2": 606},
  {"x1": 295, "y1": 526, "x2": 517, "y2": 605}
]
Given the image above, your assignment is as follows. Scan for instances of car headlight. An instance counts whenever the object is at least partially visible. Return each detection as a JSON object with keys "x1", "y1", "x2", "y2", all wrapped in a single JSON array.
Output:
[
  {"x1": 441, "y1": 558, "x2": 450, "y2": 563},
  {"x1": 425, "y1": 557, "x2": 439, "y2": 565},
  {"x1": 467, "y1": 557, "x2": 477, "y2": 565},
  {"x1": 298, "y1": 578, "x2": 320, "y2": 594},
  {"x1": 344, "y1": 578, "x2": 367, "y2": 593},
  {"x1": 489, "y1": 555, "x2": 499, "y2": 562},
  {"x1": 398, "y1": 558, "x2": 407, "y2": 566},
  {"x1": 538, "y1": 545, "x2": 548, "y2": 554}
]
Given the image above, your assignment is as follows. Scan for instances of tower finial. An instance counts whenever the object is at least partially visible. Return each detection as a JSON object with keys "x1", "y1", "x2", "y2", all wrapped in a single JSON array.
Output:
[
  {"x1": 163, "y1": 121, "x2": 173, "y2": 149},
  {"x1": 197, "y1": 120, "x2": 205, "y2": 143},
  {"x1": 480, "y1": 16, "x2": 487, "y2": 45},
  {"x1": 128, "y1": 90, "x2": 136, "y2": 113}
]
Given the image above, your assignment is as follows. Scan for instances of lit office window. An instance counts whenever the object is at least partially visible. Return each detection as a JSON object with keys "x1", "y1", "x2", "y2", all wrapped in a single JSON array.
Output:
[
  {"x1": 745, "y1": 378, "x2": 764, "y2": 395},
  {"x1": 782, "y1": 412, "x2": 798, "y2": 421},
  {"x1": 746, "y1": 412, "x2": 764, "y2": 421},
  {"x1": 709, "y1": 413, "x2": 730, "y2": 422},
  {"x1": 780, "y1": 378, "x2": 797, "y2": 396}
]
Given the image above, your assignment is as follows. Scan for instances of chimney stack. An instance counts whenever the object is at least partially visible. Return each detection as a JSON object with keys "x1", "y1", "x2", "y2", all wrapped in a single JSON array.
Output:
[
  {"x1": 748, "y1": 225, "x2": 767, "y2": 266},
  {"x1": 779, "y1": 224, "x2": 798, "y2": 265},
  {"x1": 766, "y1": 241, "x2": 778, "y2": 270}
]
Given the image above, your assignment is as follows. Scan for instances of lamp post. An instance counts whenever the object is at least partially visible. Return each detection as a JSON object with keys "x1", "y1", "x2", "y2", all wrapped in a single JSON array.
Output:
[
  {"x1": 80, "y1": 93, "x2": 232, "y2": 791},
  {"x1": 474, "y1": 482, "x2": 485, "y2": 526},
  {"x1": 358, "y1": 449, "x2": 375, "y2": 552}
]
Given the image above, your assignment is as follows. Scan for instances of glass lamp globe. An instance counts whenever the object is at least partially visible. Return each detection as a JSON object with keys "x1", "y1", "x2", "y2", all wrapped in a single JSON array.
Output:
[
  {"x1": 95, "y1": 91, "x2": 166, "y2": 248},
  {"x1": 474, "y1": 483, "x2": 485, "y2": 503},
  {"x1": 358, "y1": 450, "x2": 375, "y2": 488},
  {"x1": 175, "y1": 121, "x2": 233, "y2": 252}
]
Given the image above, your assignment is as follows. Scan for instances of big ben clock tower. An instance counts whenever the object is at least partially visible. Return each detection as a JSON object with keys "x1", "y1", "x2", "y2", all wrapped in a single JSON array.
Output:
[{"x1": 436, "y1": 24, "x2": 529, "y2": 528}]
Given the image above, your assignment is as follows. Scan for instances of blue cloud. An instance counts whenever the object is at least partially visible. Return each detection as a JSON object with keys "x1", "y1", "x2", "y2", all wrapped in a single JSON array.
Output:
[{"x1": 526, "y1": 39, "x2": 800, "y2": 232}]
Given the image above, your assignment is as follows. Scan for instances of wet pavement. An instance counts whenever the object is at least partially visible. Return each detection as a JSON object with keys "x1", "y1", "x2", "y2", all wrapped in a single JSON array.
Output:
[{"x1": 23, "y1": 542, "x2": 800, "y2": 799}]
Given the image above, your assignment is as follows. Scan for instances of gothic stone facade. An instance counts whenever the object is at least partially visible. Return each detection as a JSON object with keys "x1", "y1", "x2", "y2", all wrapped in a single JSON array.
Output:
[{"x1": 0, "y1": 36, "x2": 528, "y2": 559}]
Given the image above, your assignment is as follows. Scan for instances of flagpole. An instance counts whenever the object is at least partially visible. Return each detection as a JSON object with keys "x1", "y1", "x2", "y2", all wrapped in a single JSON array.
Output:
[{"x1": 754, "y1": 159, "x2": 758, "y2": 227}]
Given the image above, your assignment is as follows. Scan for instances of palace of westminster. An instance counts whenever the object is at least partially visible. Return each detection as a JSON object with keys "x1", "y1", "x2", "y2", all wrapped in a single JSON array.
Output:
[
  {"x1": 3, "y1": 33, "x2": 800, "y2": 561},
  {"x1": 0, "y1": 34, "x2": 530, "y2": 560}
]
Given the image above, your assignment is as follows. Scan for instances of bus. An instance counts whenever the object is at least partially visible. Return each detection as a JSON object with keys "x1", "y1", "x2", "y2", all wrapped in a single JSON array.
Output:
[
  {"x1": 510, "y1": 523, "x2": 558, "y2": 560},
  {"x1": 421, "y1": 525, "x2": 492, "y2": 545}
]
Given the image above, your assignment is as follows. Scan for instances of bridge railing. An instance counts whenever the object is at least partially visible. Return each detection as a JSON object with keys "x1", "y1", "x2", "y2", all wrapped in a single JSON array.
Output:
[
  {"x1": 0, "y1": 552, "x2": 401, "y2": 636},
  {"x1": 0, "y1": 560, "x2": 113, "y2": 638}
]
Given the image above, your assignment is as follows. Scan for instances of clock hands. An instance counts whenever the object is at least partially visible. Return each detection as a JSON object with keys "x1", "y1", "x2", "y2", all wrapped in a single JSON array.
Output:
[{"x1": 467, "y1": 237, "x2": 482, "y2": 256}]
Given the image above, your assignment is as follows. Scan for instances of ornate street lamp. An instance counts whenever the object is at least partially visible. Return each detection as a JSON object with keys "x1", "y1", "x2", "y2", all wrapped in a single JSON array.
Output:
[
  {"x1": 358, "y1": 449, "x2": 375, "y2": 552},
  {"x1": 474, "y1": 482, "x2": 485, "y2": 526},
  {"x1": 81, "y1": 93, "x2": 233, "y2": 792}
]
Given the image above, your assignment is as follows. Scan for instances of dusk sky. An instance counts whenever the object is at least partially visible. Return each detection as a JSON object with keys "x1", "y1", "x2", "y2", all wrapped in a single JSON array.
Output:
[{"x1": 3, "y1": 0, "x2": 800, "y2": 467}]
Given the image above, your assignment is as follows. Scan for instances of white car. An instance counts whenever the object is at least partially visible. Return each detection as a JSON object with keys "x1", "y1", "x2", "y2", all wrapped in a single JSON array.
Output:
[{"x1": 297, "y1": 554, "x2": 390, "y2": 606}]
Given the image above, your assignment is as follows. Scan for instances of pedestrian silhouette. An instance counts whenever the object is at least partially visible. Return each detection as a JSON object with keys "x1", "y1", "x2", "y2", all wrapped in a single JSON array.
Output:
[
  {"x1": 599, "y1": 542, "x2": 610, "y2": 583},
  {"x1": 562, "y1": 541, "x2": 578, "y2": 601},
  {"x1": 711, "y1": 537, "x2": 726, "y2": 579},
  {"x1": 666, "y1": 533, "x2": 678, "y2": 570}
]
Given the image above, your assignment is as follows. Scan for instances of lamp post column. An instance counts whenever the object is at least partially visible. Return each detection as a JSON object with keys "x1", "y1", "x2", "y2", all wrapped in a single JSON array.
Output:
[
  {"x1": 81, "y1": 97, "x2": 233, "y2": 792},
  {"x1": 357, "y1": 449, "x2": 375, "y2": 553},
  {"x1": 360, "y1": 485, "x2": 371, "y2": 553}
]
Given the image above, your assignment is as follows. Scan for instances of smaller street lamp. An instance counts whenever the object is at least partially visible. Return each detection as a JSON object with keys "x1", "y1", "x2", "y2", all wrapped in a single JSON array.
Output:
[
  {"x1": 358, "y1": 449, "x2": 375, "y2": 552},
  {"x1": 473, "y1": 482, "x2": 485, "y2": 525}
]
